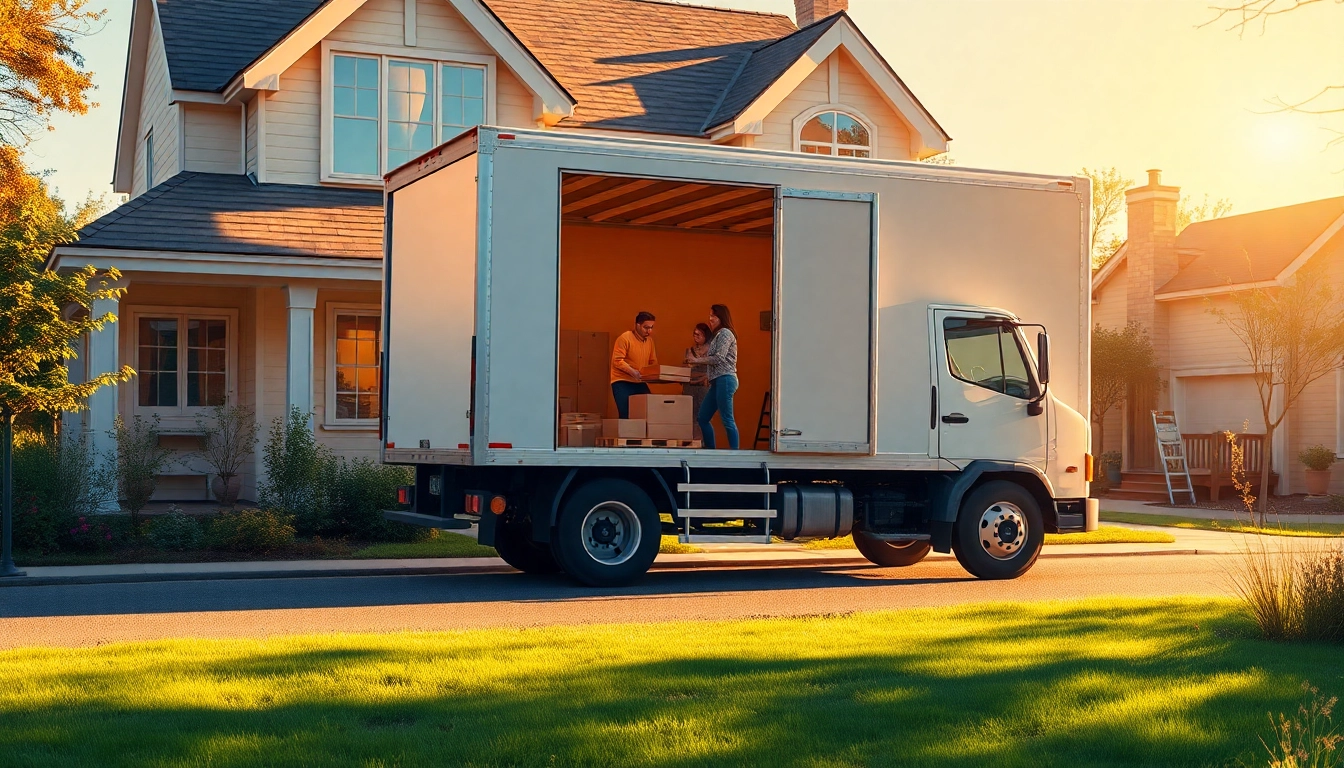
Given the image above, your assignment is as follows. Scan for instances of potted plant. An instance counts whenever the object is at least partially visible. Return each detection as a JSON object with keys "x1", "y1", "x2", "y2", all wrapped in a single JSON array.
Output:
[
  {"x1": 1299, "y1": 445, "x2": 1336, "y2": 497},
  {"x1": 195, "y1": 403, "x2": 259, "y2": 507},
  {"x1": 1101, "y1": 451, "x2": 1123, "y2": 484}
]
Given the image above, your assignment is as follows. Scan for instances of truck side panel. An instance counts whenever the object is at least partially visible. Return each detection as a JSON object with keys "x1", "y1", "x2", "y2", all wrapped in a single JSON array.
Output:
[{"x1": 385, "y1": 154, "x2": 478, "y2": 453}]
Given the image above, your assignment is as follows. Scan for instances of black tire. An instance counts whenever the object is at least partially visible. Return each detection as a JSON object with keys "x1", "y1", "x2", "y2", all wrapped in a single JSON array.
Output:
[
  {"x1": 491, "y1": 519, "x2": 561, "y2": 575},
  {"x1": 852, "y1": 529, "x2": 932, "y2": 567},
  {"x1": 553, "y1": 478, "x2": 661, "y2": 587},
  {"x1": 952, "y1": 480, "x2": 1044, "y2": 580}
]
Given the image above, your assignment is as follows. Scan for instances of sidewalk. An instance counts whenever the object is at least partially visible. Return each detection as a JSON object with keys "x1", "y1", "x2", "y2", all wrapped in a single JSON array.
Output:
[
  {"x1": 1100, "y1": 498, "x2": 1340, "y2": 524},
  {"x1": 0, "y1": 536, "x2": 1210, "y2": 588}
]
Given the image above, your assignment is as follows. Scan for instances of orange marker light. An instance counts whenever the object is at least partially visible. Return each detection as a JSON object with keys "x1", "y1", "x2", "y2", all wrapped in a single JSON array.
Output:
[
  {"x1": 490, "y1": 496, "x2": 507, "y2": 515},
  {"x1": 1084, "y1": 453, "x2": 1095, "y2": 482}
]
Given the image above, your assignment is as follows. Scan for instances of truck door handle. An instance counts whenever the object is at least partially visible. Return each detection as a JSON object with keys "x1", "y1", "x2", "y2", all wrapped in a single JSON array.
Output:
[
  {"x1": 778, "y1": 429, "x2": 802, "y2": 436},
  {"x1": 941, "y1": 413, "x2": 969, "y2": 424}
]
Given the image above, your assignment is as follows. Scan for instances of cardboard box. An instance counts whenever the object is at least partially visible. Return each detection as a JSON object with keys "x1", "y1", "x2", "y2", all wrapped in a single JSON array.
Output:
[
  {"x1": 558, "y1": 396, "x2": 575, "y2": 414},
  {"x1": 640, "y1": 365, "x2": 693, "y2": 381},
  {"x1": 560, "y1": 412, "x2": 601, "y2": 426},
  {"x1": 602, "y1": 419, "x2": 647, "y2": 439},
  {"x1": 647, "y1": 423, "x2": 695, "y2": 441},
  {"x1": 562, "y1": 424, "x2": 600, "y2": 447},
  {"x1": 629, "y1": 394, "x2": 693, "y2": 425}
]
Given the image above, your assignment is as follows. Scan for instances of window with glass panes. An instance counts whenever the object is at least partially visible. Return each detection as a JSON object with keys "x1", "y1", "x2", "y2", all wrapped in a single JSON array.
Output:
[
  {"x1": 332, "y1": 313, "x2": 381, "y2": 421},
  {"x1": 330, "y1": 53, "x2": 487, "y2": 178},
  {"x1": 136, "y1": 315, "x2": 228, "y2": 409},
  {"x1": 798, "y1": 110, "x2": 872, "y2": 158}
]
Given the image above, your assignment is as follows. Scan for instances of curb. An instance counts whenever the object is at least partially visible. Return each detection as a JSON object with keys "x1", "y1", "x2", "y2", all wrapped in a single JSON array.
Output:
[{"x1": 0, "y1": 548, "x2": 1204, "y2": 588}]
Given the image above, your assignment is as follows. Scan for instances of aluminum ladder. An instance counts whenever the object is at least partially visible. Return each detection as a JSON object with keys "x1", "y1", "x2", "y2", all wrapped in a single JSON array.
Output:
[
  {"x1": 1152, "y1": 410, "x2": 1196, "y2": 505},
  {"x1": 676, "y1": 461, "x2": 776, "y2": 544}
]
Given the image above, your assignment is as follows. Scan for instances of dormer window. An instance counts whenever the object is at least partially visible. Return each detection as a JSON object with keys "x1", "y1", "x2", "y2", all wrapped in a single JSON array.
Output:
[
  {"x1": 798, "y1": 110, "x2": 872, "y2": 158},
  {"x1": 324, "y1": 45, "x2": 495, "y2": 183}
]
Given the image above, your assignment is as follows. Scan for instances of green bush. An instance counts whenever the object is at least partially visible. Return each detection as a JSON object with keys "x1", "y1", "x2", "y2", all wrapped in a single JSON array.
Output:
[
  {"x1": 1234, "y1": 541, "x2": 1344, "y2": 644},
  {"x1": 1300, "y1": 444, "x2": 1337, "y2": 472},
  {"x1": 207, "y1": 509, "x2": 296, "y2": 552},
  {"x1": 11, "y1": 429, "x2": 110, "y2": 553},
  {"x1": 331, "y1": 459, "x2": 420, "y2": 541},
  {"x1": 259, "y1": 407, "x2": 338, "y2": 535},
  {"x1": 147, "y1": 508, "x2": 205, "y2": 551}
]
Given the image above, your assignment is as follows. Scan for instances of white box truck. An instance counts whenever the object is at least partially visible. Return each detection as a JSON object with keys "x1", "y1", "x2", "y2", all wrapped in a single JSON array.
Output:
[{"x1": 382, "y1": 127, "x2": 1098, "y2": 587}]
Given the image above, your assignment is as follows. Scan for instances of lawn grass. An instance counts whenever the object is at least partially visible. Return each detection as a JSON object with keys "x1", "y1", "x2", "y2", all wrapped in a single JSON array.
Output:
[
  {"x1": 800, "y1": 526, "x2": 1176, "y2": 550},
  {"x1": 1102, "y1": 510, "x2": 1344, "y2": 537},
  {"x1": 2, "y1": 598, "x2": 1341, "y2": 767},
  {"x1": 659, "y1": 535, "x2": 704, "y2": 554},
  {"x1": 348, "y1": 533, "x2": 496, "y2": 559}
]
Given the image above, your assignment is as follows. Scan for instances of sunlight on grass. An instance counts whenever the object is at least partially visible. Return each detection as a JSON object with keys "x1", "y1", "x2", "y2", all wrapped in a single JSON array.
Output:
[
  {"x1": 349, "y1": 533, "x2": 496, "y2": 559},
  {"x1": 801, "y1": 526, "x2": 1175, "y2": 550},
  {"x1": 659, "y1": 535, "x2": 703, "y2": 554},
  {"x1": 2, "y1": 598, "x2": 1341, "y2": 766},
  {"x1": 1103, "y1": 511, "x2": 1344, "y2": 538}
]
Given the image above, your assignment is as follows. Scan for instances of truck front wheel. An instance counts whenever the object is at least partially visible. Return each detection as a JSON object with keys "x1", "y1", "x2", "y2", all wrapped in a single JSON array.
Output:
[
  {"x1": 553, "y1": 479, "x2": 661, "y2": 587},
  {"x1": 951, "y1": 481, "x2": 1044, "y2": 580},
  {"x1": 852, "y1": 530, "x2": 932, "y2": 567},
  {"x1": 492, "y1": 519, "x2": 561, "y2": 575}
]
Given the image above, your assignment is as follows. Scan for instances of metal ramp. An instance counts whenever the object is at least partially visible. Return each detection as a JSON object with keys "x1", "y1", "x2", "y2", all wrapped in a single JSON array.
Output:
[
  {"x1": 1152, "y1": 410, "x2": 1196, "y2": 505},
  {"x1": 676, "y1": 461, "x2": 776, "y2": 544}
]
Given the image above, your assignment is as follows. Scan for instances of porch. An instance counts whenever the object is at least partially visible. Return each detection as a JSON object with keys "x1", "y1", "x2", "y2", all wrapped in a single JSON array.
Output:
[{"x1": 1107, "y1": 432, "x2": 1280, "y2": 503}]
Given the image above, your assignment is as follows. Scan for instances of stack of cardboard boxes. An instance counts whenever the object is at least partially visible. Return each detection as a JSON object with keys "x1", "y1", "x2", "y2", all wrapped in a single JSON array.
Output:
[
  {"x1": 559, "y1": 412, "x2": 601, "y2": 447},
  {"x1": 627, "y1": 394, "x2": 695, "y2": 441}
]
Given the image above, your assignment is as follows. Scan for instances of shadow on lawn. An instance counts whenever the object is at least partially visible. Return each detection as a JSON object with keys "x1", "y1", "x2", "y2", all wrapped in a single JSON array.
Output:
[
  {"x1": 3, "y1": 600, "x2": 1341, "y2": 767},
  {"x1": 3, "y1": 564, "x2": 970, "y2": 618}
]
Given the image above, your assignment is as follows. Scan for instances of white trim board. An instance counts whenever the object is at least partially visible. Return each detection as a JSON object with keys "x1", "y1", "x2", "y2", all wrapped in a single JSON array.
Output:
[{"x1": 49, "y1": 247, "x2": 383, "y2": 282}]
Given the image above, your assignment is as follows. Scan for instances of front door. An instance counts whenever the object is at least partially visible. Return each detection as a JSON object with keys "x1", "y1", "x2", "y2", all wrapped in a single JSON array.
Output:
[
  {"x1": 933, "y1": 310, "x2": 1047, "y2": 466},
  {"x1": 774, "y1": 189, "x2": 876, "y2": 454}
]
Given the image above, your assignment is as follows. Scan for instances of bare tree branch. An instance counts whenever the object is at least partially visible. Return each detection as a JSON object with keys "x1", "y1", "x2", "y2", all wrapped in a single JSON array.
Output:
[{"x1": 1201, "y1": 0, "x2": 1333, "y2": 36}]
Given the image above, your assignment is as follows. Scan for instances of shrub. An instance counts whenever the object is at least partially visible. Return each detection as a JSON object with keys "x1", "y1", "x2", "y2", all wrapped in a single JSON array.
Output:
[
  {"x1": 1299, "y1": 548, "x2": 1344, "y2": 644},
  {"x1": 331, "y1": 459, "x2": 420, "y2": 541},
  {"x1": 1234, "y1": 540, "x2": 1344, "y2": 644},
  {"x1": 259, "y1": 407, "x2": 337, "y2": 534},
  {"x1": 207, "y1": 509, "x2": 295, "y2": 552},
  {"x1": 193, "y1": 402, "x2": 259, "y2": 506},
  {"x1": 1301, "y1": 445, "x2": 1338, "y2": 472},
  {"x1": 147, "y1": 507, "x2": 205, "y2": 551},
  {"x1": 11, "y1": 429, "x2": 110, "y2": 553},
  {"x1": 109, "y1": 414, "x2": 176, "y2": 531},
  {"x1": 65, "y1": 515, "x2": 132, "y2": 552}
]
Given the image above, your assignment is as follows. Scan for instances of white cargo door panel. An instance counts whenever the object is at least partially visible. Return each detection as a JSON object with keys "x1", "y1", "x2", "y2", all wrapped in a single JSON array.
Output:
[
  {"x1": 385, "y1": 156, "x2": 477, "y2": 452},
  {"x1": 774, "y1": 189, "x2": 876, "y2": 454}
]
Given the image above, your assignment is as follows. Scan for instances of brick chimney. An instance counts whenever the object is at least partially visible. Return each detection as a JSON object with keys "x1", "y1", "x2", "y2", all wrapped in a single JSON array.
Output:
[
  {"x1": 796, "y1": 0, "x2": 848, "y2": 27},
  {"x1": 1125, "y1": 168, "x2": 1180, "y2": 371}
]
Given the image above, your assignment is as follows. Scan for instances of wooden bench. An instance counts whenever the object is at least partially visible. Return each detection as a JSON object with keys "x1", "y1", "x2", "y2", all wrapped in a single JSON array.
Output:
[{"x1": 1181, "y1": 433, "x2": 1279, "y2": 502}]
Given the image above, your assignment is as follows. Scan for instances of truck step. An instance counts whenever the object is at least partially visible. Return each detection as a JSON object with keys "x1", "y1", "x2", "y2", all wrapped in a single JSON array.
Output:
[
  {"x1": 382, "y1": 510, "x2": 474, "y2": 530},
  {"x1": 676, "y1": 508, "x2": 777, "y2": 519},
  {"x1": 679, "y1": 534, "x2": 774, "y2": 545},
  {"x1": 676, "y1": 483, "x2": 777, "y2": 493}
]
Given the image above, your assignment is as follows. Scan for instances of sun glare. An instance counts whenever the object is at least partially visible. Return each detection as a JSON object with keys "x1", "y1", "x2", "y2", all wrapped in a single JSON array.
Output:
[{"x1": 1252, "y1": 114, "x2": 1314, "y2": 159}]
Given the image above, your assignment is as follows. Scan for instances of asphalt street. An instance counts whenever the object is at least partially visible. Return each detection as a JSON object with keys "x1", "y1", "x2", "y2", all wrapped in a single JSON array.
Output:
[{"x1": 0, "y1": 551, "x2": 1236, "y2": 649}]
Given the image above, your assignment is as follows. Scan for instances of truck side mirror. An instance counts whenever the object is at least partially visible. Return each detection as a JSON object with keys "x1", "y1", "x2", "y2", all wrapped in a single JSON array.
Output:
[{"x1": 1036, "y1": 332, "x2": 1051, "y2": 385}]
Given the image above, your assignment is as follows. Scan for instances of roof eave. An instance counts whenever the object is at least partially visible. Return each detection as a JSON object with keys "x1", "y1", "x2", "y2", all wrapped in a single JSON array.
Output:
[{"x1": 112, "y1": 0, "x2": 155, "y2": 194}]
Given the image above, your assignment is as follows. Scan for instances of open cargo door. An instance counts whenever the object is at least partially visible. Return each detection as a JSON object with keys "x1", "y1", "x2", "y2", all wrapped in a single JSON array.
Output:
[
  {"x1": 773, "y1": 189, "x2": 876, "y2": 454},
  {"x1": 383, "y1": 155, "x2": 477, "y2": 455}
]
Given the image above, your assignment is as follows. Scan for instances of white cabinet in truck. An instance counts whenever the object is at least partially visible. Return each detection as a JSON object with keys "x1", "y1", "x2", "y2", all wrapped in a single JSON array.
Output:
[{"x1": 381, "y1": 127, "x2": 1098, "y2": 587}]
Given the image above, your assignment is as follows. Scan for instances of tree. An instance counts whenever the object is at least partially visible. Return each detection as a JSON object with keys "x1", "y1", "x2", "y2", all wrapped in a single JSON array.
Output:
[
  {"x1": 0, "y1": 146, "x2": 130, "y2": 576},
  {"x1": 1091, "y1": 322, "x2": 1162, "y2": 458},
  {"x1": 1209, "y1": 264, "x2": 1344, "y2": 525},
  {"x1": 0, "y1": 0, "x2": 105, "y2": 143},
  {"x1": 1177, "y1": 194, "x2": 1234, "y2": 234},
  {"x1": 1080, "y1": 167, "x2": 1132, "y2": 269}
]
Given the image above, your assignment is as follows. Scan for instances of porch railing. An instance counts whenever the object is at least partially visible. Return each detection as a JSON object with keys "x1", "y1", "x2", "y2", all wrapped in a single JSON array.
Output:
[{"x1": 1180, "y1": 432, "x2": 1273, "y2": 501}]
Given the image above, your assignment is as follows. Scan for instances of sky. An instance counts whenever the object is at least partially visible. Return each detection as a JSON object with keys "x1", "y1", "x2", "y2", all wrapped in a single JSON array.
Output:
[{"x1": 24, "y1": 0, "x2": 1344, "y2": 239}]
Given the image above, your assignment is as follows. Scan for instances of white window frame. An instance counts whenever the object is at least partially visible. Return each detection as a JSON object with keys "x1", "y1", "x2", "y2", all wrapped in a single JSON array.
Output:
[
  {"x1": 127, "y1": 306, "x2": 239, "y2": 427},
  {"x1": 325, "y1": 302, "x2": 382, "y2": 429},
  {"x1": 792, "y1": 104, "x2": 878, "y2": 158},
  {"x1": 321, "y1": 41, "x2": 497, "y2": 185}
]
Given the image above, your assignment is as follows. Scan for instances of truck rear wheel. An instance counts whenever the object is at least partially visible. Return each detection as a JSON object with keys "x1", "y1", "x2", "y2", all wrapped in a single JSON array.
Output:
[
  {"x1": 852, "y1": 530, "x2": 932, "y2": 567},
  {"x1": 492, "y1": 519, "x2": 561, "y2": 575},
  {"x1": 952, "y1": 481, "x2": 1044, "y2": 580},
  {"x1": 553, "y1": 479, "x2": 661, "y2": 587}
]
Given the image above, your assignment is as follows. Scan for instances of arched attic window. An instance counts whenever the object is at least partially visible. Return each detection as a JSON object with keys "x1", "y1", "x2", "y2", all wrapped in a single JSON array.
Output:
[{"x1": 798, "y1": 110, "x2": 872, "y2": 158}]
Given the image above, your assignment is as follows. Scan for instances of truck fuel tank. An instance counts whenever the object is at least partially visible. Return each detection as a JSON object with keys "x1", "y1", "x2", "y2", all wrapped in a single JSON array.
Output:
[{"x1": 773, "y1": 485, "x2": 854, "y2": 541}]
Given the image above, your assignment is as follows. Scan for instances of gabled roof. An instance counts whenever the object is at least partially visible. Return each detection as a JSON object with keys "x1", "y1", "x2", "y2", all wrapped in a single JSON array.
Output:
[
  {"x1": 157, "y1": 0, "x2": 327, "y2": 92},
  {"x1": 704, "y1": 15, "x2": 842, "y2": 131},
  {"x1": 486, "y1": 0, "x2": 799, "y2": 135},
  {"x1": 67, "y1": 172, "x2": 383, "y2": 259}
]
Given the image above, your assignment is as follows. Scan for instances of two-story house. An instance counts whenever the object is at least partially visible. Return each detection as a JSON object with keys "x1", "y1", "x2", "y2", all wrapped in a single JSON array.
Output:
[{"x1": 49, "y1": 0, "x2": 950, "y2": 503}]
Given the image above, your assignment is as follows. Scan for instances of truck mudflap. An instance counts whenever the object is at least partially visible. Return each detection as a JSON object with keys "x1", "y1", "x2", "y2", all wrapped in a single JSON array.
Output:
[{"x1": 1054, "y1": 498, "x2": 1100, "y2": 533}]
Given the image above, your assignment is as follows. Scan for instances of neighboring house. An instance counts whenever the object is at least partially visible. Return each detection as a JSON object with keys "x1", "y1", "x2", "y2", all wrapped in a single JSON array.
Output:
[
  {"x1": 49, "y1": 0, "x2": 950, "y2": 503},
  {"x1": 1091, "y1": 170, "x2": 1344, "y2": 496}
]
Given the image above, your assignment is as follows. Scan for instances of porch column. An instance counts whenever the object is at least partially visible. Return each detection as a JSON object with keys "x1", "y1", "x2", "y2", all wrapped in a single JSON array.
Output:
[
  {"x1": 88, "y1": 281, "x2": 126, "y2": 512},
  {"x1": 285, "y1": 284, "x2": 318, "y2": 430}
]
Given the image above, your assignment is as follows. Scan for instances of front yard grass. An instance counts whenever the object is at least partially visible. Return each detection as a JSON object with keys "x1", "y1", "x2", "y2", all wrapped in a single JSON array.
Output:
[
  {"x1": 347, "y1": 533, "x2": 496, "y2": 559},
  {"x1": 2, "y1": 598, "x2": 1340, "y2": 767},
  {"x1": 801, "y1": 525, "x2": 1176, "y2": 550},
  {"x1": 1102, "y1": 510, "x2": 1344, "y2": 537}
]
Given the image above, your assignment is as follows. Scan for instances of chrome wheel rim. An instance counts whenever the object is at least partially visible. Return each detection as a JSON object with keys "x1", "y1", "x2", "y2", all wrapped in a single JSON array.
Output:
[
  {"x1": 978, "y1": 502, "x2": 1027, "y2": 561},
  {"x1": 581, "y1": 501, "x2": 640, "y2": 566}
]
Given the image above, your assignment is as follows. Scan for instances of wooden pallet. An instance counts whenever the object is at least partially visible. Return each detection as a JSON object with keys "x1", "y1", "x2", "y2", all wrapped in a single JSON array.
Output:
[{"x1": 596, "y1": 437, "x2": 702, "y2": 448}]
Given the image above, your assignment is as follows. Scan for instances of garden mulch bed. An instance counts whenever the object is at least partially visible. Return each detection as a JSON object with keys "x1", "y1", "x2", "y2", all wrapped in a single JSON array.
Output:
[
  {"x1": 1150, "y1": 493, "x2": 1343, "y2": 516},
  {"x1": 15, "y1": 539, "x2": 369, "y2": 567}
]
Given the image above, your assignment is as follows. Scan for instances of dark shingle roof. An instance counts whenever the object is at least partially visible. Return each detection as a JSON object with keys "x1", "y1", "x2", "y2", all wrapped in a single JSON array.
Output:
[
  {"x1": 157, "y1": 0, "x2": 327, "y2": 92},
  {"x1": 704, "y1": 16, "x2": 841, "y2": 130},
  {"x1": 69, "y1": 172, "x2": 384, "y2": 259},
  {"x1": 1158, "y1": 196, "x2": 1344, "y2": 294}
]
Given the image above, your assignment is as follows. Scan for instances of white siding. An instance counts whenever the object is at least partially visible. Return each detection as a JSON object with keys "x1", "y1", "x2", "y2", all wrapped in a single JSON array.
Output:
[
  {"x1": 263, "y1": 0, "x2": 537, "y2": 184},
  {"x1": 1180, "y1": 374, "x2": 1264, "y2": 434},
  {"x1": 132, "y1": 14, "x2": 178, "y2": 196},
  {"x1": 245, "y1": 95, "x2": 259, "y2": 176},
  {"x1": 1167, "y1": 296, "x2": 1254, "y2": 372},
  {"x1": 183, "y1": 104, "x2": 243, "y2": 174},
  {"x1": 1091, "y1": 261, "x2": 1127, "y2": 330},
  {"x1": 756, "y1": 50, "x2": 914, "y2": 161}
]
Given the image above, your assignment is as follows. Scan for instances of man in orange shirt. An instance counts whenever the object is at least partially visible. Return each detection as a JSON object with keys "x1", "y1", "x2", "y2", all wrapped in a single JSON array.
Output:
[{"x1": 610, "y1": 311, "x2": 658, "y2": 419}]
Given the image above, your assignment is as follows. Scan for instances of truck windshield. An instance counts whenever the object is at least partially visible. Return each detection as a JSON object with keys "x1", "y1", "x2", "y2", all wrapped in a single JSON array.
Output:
[{"x1": 944, "y1": 318, "x2": 1033, "y2": 399}]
